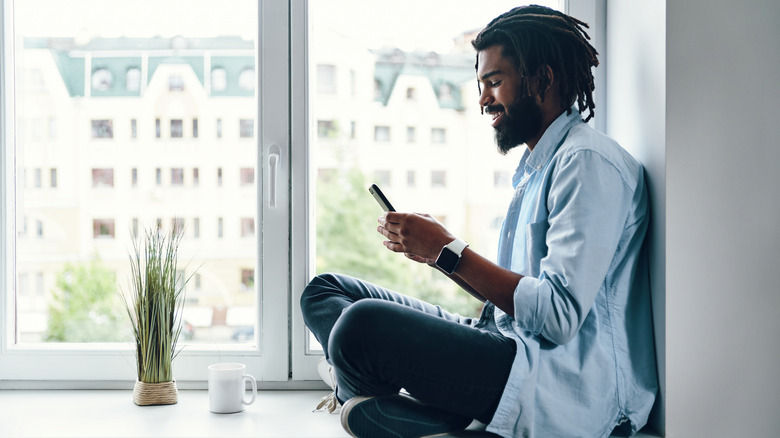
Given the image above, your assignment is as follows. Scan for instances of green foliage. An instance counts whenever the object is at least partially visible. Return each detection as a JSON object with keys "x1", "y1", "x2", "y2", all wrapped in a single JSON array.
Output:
[
  {"x1": 45, "y1": 256, "x2": 131, "y2": 343},
  {"x1": 316, "y1": 169, "x2": 481, "y2": 317},
  {"x1": 123, "y1": 222, "x2": 191, "y2": 383}
]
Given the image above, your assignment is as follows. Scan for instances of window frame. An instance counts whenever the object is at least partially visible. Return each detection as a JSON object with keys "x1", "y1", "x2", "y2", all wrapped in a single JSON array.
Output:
[{"x1": 0, "y1": 0, "x2": 290, "y2": 386}]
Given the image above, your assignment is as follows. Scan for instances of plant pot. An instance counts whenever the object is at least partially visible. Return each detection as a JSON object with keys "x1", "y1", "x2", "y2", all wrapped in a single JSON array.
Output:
[{"x1": 133, "y1": 380, "x2": 178, "y2": 406}]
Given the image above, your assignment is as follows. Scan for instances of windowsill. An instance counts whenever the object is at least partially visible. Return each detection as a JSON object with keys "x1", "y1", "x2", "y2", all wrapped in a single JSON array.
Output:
[{"x1": 0, "y1": 389, "x2": 661, "y2": 437}]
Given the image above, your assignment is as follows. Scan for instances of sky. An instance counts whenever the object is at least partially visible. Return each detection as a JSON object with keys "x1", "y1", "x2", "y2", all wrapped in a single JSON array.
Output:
[{"x1": 14, "y1": 0, "x2": 560, "y2": 52}]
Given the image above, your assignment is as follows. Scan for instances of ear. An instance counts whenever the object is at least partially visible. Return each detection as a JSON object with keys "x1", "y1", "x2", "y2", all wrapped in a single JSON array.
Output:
[{"x1": 533, "y1": 65, "x2": 555, "y2": 102}]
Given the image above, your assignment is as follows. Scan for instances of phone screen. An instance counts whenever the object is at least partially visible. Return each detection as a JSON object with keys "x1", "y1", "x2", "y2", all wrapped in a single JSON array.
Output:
[{"x1": 368, "y1": 184, "x2": 395, "y2": 212}]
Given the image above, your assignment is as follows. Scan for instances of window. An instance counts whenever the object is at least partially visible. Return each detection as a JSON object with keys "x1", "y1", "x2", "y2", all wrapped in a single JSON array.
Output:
[
  {"x1": 171, "y1": 168, "x2": 184, "y2": 186},
  {"x1": 91, "y1": 68, "x2": 113, "y2": 91},
  {"x1": 170, "y1": 119, "x2": 183, "y2": 138},
  {"x1": 192, "y1": 118, "x2": 198, "y2": 138},
  {"x1": 406, "y1": 126, "x2": 416, "y2": 143},
  {"x1": 317, "y1": 64, "x2": 336, "y2": 94},
  {"x1": 317, "y1": 120, "x2": 337, "y2": 138},
  {"x1": 431, "y1": 127, "x2": 447, "y2": 144},
  {"x1": 126, "y1": 68, "x2": 141, "y2": 91},
  {"x1": 3, "y1": 0, "x2": 582, "y2": 386},
  {"x1": 92, "y1": 219, "x2": 115, "y2": 238},
  {"x1": 238, "y1": 68, "x2": 255, "y2": 91},
  {"x1": 33, "y1": 168, "x2": 41, "y2": 188},
  {"x1": 431, "y1": 170, "x2": 447, "y2": 188},
  {"x1": 374, "y1": 126, "x2": 390, "y2": 142},
  {"x1": 91, "y1": 120, "x2": 113, "y2": 139},
  {"x1": 193, "y1": 168, "x2": 199, "y2": 186},
  {"x1": 407, "y1": 170, "x2": 416, "y2": 187},
  {"x1": 239, "y1": 119, "x2": 254, "y2": 138},
  {"x1": 241, "y1": 218, "x2": 255, "y2": 238},
  {"x1": 91, "y1": 169, "x2": 114, "y2": 188},
  {"x1": 406, "y1": 87, "x2": 416, "y2": 100},
  {"x1": 50, "y1": 169, "x2": 57, "y2": 188},
  {"x1": 169, "y1": 75, "x2": 184, "y2": 91},
  {"x1": 240, "y1": 168, "x2": 255, "y2": 186}
]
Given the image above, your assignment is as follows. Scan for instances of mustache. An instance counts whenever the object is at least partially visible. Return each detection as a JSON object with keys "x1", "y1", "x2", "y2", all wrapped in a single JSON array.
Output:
[{"x1": 482, "y1": 104, "x2": 505, "y2": 115}]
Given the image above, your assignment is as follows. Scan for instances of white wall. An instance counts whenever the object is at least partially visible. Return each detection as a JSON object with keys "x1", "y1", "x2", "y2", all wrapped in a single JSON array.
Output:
[{"x1": 608, "y1": 0, "x2": 780, "y2": 436}]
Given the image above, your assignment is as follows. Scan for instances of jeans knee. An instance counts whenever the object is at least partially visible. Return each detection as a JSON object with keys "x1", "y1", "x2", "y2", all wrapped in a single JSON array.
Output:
[
  {"x1": 328, "y1": 299, "x2": 391, "y2": 364},
  {"x1": 300, "y1": 272, "x2": 339, "y2": 315}
]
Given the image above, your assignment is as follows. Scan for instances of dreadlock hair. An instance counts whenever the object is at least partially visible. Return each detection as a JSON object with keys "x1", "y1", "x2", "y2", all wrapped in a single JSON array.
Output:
[{"x1": 472, "y1": 5, "x2": 599, "y2": 122}]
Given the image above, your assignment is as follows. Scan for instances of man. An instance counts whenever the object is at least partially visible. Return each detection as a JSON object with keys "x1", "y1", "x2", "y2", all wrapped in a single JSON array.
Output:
[{"x1": 301, "y1": 5, "x2": 657, "y2": 438}]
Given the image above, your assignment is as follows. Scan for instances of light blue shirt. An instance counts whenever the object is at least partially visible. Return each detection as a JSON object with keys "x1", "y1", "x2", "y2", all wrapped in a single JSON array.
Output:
[{"x1": 486, "y1": 109, "x2": 658, "y2": 438}]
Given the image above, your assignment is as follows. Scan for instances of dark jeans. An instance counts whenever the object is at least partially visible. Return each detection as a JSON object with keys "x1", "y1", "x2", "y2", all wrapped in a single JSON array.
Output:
[{"x1": 300, "y1": 272, "x2": 516, "y2": 425}]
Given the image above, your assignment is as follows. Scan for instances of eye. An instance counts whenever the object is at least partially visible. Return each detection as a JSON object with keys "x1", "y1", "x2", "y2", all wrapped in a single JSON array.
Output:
[{"x1": 490, "y1": 80, "x2": 501, "y2": 88}]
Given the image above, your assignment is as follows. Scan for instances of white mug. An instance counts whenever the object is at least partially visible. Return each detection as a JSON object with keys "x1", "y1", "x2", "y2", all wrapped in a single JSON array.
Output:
[{"x1": 208, "y1": 363, "x2": 257, "y2": 413}]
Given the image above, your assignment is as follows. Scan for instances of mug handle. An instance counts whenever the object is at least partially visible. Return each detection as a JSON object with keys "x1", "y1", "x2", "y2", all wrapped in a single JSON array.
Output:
[{"x1": 242, "y1": 374, "x2": 257, "y2": 406}]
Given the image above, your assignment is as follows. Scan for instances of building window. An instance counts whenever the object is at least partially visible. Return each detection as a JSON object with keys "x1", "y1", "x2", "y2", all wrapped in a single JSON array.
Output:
[
  {"x1": 92, "y1": 219, "x2": 115, "y2": 238},
  {"x1": 406, "y1": 126, "x2": 416, "y2": 143},
  {"x1": 374, "y1": 170, "x2": 391, "y2": 187},
  {"x1": 241, "y1": 269, "x2": 254, "y2": 290},
  {"x1": 169, "y1": 75, "x2": 184, "y2": 91},
  {"x1": 193, "y1": 218, "x2": 200, "y2": 238},
  {"x1": 239, "y1": 119, "x2": 254, "y2": 138},
  {"x1": 50, "y1": 169, "x2": 57, "y2": 188},
  {"x1": 91, "y1": 169, "x2": 114, "y2": 188},
  {"x1": 193, "y1": 168, "x2": 199, "y2": 186},
  {"x1": 317, "y1": 64, "x2": 336, "y2": 94},
  {"x1": 431, "y1": 170, "x2": 447, "y2": 188},
  {"x1": 317, "y1": 120, "x2": 337, "y2": 138},
  {"x1": 217, "y1": 217, "x2": 224, "y2": 238},
  {"x1": 350, "y1": 121, "x2": 356, "y2": 139},
  {"x1": 217, "y1": 168, "x2": 223, "y2": 186},
  {"x1": 374, "y1": 126, "x2": 391, "y2": 142},
  {"x1": 406, "y1": 87, "x2": 416, "y2": 100},
  {"x1": 48, "y1": 117, "x2": 57, "y2": 140},
  {"x1": 126, "y1": 67, "x2": 141, "y2": 91},
  {"x1": 241, "y1": 218, "x2": 255, "y2": 238},
  {"x1": 211, "y1": 68, "x2": 227, "y2": 92},
  {"x1": 90, "y1": 120, "x2": 113, "y2": 139},
  {"x1": 91, "y1": 68, "x2": 113, "y2": 91},
  {"x1": 240, "y1": 168, "x2": 255, "y2": 186},
  {"x1": 238, "y1": 68, "x2": 255, "y2": 91},
  {"x1": 431, "y1": 127, "x2": 447, "y2": 144},
  {"x1": 216, "y1": 118, "x2": 223, "y2": 138},
  {"x1": 33, "y1": 168, "x2": 41, "y2": 188},
  {"x1": 155, "y1": 118, "x2": 161, "y2": 138},
  {"x1": 131, "y1": 168, "x2": 138, "y2": 187},
  {"x1": 407, "y1": 170, "x2": 416, "y2": 187},
  {"x1": 192, "y1": 118, "x2": 198, "y2": 138},
  {"x1": 171, "y1": 168, "x2": 184, "y2": 186},
  {"x1": 155, "y1": 168, "x2": 162, "y2": 186},
  {"x1": 171, "y1": 119, "x2": 183, "y2": 138},
  {"x1": 131, "y1": 119, "x2": 137, "y2": 138},
  {"x1": 35, "y1": 220, "x2": 43, "y2": 238}
]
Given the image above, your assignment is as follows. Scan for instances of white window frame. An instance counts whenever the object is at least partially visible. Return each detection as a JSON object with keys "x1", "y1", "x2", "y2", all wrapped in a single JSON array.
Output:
[{"x1": 0, "y1": 0, "x2": 290, "y2": 386}]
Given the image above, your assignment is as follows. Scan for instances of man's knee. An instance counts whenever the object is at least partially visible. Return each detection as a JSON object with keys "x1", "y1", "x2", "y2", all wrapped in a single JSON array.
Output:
[
  {"x1": 328, "y1": 299, "x2": 395, "y2": 364},
  {"x1": 300, "y1": 272, "x2": 340, "y2": 315}
]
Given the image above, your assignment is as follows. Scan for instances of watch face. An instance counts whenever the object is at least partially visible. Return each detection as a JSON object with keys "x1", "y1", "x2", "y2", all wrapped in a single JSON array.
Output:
[{"x1": 436, "y1": 247, "x2": 460, "y2": 273}]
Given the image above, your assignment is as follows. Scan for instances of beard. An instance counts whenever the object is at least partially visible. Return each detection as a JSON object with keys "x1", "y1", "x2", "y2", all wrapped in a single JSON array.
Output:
[{"x1": 493, "y1": 95, "x2": 544, "y2": 155}]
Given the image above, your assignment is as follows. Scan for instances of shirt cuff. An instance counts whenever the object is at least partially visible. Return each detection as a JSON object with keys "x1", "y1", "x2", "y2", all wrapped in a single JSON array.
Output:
[{"x1": 513, "y1": 275, "x2": 552, "y2": 336}]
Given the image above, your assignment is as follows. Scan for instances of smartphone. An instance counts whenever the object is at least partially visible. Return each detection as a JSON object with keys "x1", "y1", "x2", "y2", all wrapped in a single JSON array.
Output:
[{"x1": 368, "y1": 184, "x2": 396, "y2": 212}]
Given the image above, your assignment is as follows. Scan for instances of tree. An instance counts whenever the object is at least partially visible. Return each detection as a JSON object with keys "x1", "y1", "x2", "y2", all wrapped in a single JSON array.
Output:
[
  {"x1": 45, "y1": 255, "x2": 132, "y2": 342},
  {"x1": 316, "y1": 169, "x2": 481, "y2": 317}
]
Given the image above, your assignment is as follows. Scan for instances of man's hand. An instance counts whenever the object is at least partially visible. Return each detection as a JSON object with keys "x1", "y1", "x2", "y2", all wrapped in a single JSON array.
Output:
[{"x1": 377, "y1": 212, "x2": 454, "y2": 263}]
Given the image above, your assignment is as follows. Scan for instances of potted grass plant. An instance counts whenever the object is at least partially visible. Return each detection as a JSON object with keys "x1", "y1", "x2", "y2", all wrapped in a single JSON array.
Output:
[{"x1": 123, "y1": 221, "x2": 192, "y2": 406}]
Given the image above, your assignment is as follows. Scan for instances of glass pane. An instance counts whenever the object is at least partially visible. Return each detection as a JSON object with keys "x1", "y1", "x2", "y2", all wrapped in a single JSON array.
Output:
[
  {"x1": 13, "y1": 0, "x2": 258, "y2": 344},
  {"x1": 308, "y1": 0, "x2": 561, "y2": 349}
]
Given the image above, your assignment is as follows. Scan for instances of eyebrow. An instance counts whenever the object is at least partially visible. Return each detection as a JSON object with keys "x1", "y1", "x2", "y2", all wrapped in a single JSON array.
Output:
[{"x1": 479, "y1": 70, "x2": 503, "y2": 82}]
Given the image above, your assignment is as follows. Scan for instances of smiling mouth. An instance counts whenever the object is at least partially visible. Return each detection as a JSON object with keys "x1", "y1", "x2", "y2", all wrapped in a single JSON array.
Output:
[{"x1": 484, "y1": 105, "x2": 505, "y2": 127}]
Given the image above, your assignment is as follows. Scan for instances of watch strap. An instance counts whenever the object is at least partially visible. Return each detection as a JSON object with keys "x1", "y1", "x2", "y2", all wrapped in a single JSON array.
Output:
[{"x1": 445, "y1": 238, "x2": 468, "y2": 256}]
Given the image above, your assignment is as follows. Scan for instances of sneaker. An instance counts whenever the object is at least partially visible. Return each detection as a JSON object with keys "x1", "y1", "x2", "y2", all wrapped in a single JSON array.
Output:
[
  {"x1": 340, "y1": 394, "x2": 472, "y2": 438},
  {"x1": 314, "y1": 357, "x2": 341, "y2": 414}
]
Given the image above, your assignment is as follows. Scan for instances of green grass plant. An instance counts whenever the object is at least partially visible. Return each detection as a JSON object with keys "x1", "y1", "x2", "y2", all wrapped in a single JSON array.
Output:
[{"x1": 123, "y1": 222, "x2": 191, "y2": 383}]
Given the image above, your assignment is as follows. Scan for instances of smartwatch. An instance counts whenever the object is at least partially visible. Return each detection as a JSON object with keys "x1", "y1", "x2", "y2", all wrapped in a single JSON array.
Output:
[{"x1": 434, "y1": 238, "x2": 469, "y2": 275}]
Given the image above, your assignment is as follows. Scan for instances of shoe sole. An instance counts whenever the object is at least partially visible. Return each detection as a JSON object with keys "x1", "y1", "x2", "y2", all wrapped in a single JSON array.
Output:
[{"x1": 341, "y1": 394, "x2": 471, "y2": 438}]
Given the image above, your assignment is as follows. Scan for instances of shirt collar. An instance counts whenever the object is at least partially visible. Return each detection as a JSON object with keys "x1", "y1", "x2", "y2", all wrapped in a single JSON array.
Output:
[{"x1": 513, "y1": 108, "x2": 582, "y2": 187}]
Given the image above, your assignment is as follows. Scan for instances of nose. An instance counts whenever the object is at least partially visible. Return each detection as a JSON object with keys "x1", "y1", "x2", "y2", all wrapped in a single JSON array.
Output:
[{"x1": 478, "y1": 84, "x2": 493, "y2": 110}]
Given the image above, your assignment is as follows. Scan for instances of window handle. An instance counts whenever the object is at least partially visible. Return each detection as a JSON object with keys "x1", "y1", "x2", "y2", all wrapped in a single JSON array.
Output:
[{"x1": 268, "y1": 144, "x2": 281, "y2": 209}]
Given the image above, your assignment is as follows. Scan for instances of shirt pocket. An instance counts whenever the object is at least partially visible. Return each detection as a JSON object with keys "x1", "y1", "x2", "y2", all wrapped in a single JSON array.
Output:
[{"x1": 525, "y1": 219, "x2": 549, "y2": 277}]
